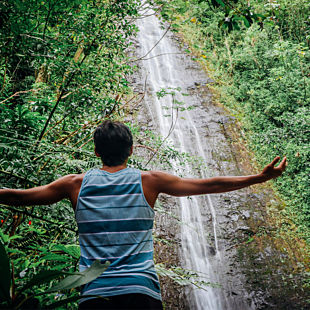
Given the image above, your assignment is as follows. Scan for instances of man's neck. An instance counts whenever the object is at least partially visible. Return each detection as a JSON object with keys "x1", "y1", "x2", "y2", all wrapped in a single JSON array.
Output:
[{"x1": 100, "y1": 163, "x2": 127, "y2": 173}]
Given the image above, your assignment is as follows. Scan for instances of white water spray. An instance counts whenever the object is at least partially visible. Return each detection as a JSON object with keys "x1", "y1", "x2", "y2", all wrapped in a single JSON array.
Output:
[{"x1": 136, "y1": 10, "x2": 252, "y2": 310}]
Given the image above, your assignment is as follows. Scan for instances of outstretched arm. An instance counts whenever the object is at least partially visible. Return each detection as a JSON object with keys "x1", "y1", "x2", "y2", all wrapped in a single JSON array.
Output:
[
  {"x1": 152, "y1": 156, "x2": 287, "y2": 197},
  {"x1": 0, "y1": 174, "x2": 83, "y2": 207}
]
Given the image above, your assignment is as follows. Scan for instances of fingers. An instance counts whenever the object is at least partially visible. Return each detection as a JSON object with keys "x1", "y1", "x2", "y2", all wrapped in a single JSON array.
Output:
[
  {"x1": 270, "y1": 156, "x2": 280, "y2": 166},
  {"x1": 278, "y1": 156, "x2": 287, "y2": 170}
]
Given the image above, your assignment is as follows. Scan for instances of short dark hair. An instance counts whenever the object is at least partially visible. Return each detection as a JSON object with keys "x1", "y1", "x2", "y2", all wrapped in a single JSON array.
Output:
[{"x1": 94, "y1": 120, "x2": 133, "y2": 166}]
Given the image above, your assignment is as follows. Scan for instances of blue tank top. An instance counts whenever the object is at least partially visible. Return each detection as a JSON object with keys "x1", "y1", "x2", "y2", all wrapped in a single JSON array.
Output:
[{"x1": 75, "y1": 167, "x2": 161, "y2": 302}]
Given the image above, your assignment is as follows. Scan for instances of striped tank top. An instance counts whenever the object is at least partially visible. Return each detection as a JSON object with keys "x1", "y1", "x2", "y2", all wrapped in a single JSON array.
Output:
[{"x1": 75, "y1": 167, "x2": 161, "y2": 302}]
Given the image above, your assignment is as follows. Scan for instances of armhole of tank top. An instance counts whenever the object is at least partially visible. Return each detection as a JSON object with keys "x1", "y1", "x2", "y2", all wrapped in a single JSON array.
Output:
[
  {"x1": 74, "y1": 170, "x2": 90, "y2": 216},
  {"x1": 138, "y1": 171, "x2": 155, "y2": 214}
]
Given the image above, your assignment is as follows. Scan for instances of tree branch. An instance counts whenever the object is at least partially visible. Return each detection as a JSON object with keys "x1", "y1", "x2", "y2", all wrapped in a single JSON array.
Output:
[
  {"x1": 0, "y1": 89, "x2": 41, "y2": 105},
  {"x1": 0, "y1": 170, "x2": 39, "y2": 186}
]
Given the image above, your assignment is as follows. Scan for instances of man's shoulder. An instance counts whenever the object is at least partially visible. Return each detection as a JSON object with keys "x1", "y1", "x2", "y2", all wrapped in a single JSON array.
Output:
[
  {"x1": 140, "y1": 170, "x2": 180, "y2": 198},
  {"x1": 57, "y1": 173, "x2": 85, "y2": 189},
  {"x1": 141, "y1": 170, "x2": 165, "y2": 178},
  {"x1": 62, "y1": 173, "x2": 85, "y2": 181},
  {"x1": 141, "y1": 170, "x2": 171, "y2": 185}
]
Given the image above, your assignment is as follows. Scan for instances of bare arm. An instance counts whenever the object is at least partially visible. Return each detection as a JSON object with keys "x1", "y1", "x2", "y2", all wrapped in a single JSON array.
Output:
[
  {"x1": 151, "y1": 156, "x2": 287, "y2": 197},
  {"x1": 0, "y1": 174, "x2": 83, "y2": 207}
]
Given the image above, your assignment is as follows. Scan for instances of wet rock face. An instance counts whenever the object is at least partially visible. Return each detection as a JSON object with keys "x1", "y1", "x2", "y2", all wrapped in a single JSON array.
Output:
[
  {"x1": 154, "y1": 198, "x2": 189, "y2": 310},
  {"x1": 130, "y1": 94, "x2": 189, "y2": 309},
  {"x1": 219, "y1": 118, "x2": 310, "y2": 310}
]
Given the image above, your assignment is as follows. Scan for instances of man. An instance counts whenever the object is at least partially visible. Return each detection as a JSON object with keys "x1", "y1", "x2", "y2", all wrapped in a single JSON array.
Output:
[{"x1": 0, "y1": 120, "x2": 287, "y2": 309}]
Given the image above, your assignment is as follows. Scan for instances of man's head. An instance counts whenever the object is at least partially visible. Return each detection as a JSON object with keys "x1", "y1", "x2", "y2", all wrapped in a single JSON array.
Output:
[{"x1": 94, "y1": 120, "x2": 133, "y2": 166}]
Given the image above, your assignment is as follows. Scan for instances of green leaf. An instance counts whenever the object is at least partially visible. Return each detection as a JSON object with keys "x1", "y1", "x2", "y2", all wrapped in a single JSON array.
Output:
[
  {"x1": 243, "y1": 16, "x2": 252, "y2": 27},
  {"x1": 214, "y1": 0, "x2": 226, "y2": 8},
  {"x1": 51, "y1": 244, "x2": 80, "y2": 259},
  {"x1": 20, "y1": 270, "x2": 75, "y2": 294},
  {"x1": 43, "y1": 253, "x2": 73, "y2": 262},
  {"x1": 44, "y1": 260, "x2": 110, "y2": 293},
  {"x1": 0, "y1": 230, "x2": 9, "y2": 244},
  {"x1": 255, "y1": 13, "x2": 266, "y2": 20},
  {"x1": 233, "y1": 16, "x2": 250, "y2": 28},
  {"x1": 171, "y1": 23, "x2": 180, "y2": 29},
  {"x1": 0, "y1": 240, "x2": 11, "y2": 303},
  {"x1": 232, "y1": 21, "x2": 240, "y2": 30}
]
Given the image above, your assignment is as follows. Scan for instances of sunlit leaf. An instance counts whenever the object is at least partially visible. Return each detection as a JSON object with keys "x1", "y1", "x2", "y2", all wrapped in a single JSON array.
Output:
[{"x1": 44, "y1": 260, "x2": 110, "y2": 293}]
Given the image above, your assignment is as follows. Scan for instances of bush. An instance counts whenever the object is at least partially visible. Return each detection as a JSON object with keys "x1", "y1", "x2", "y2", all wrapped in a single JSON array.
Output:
[{"x1": 155, "y1": 0, "x2": 310, "y2": 241}]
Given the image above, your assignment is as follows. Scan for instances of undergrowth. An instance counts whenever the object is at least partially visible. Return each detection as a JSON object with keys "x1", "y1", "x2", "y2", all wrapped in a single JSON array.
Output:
[{"x1": 154, "y1": 0, "x2": 310, "y2": 242}]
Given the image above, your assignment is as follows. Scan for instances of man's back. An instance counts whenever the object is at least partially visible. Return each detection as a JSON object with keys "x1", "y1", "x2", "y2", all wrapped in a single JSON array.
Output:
[{"x1": 76, "y1": 167, "x2": 161, "y2": 303}]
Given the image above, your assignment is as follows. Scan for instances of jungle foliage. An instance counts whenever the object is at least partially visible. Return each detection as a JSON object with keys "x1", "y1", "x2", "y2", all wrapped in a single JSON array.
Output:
[
  {"x1": 0, "y1": 0, "x2": 186, "y2": 308},
  {"x1": 0, "y1": 0, "x2": 141, "y2": 307},
  {"x1": 154, "y1": 0, "x2": 310, "y2": 242},
  {"x1": 153, "y1": 1, "x2": 310, "y2": 306},
  {"x1": 1, "y1": 0, "x2": 309, "y2": 308},
  {"x1": 0, "y1": 0, "x2": 207, "y2": 307}
]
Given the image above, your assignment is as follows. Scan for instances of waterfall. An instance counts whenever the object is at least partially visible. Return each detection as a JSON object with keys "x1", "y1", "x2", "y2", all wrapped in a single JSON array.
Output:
[{"x1": 135, "y1": 9, "x2": 253, "y2": 310}]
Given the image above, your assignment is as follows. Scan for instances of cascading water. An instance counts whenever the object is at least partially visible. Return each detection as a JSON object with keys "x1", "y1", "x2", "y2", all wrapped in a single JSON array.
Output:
[{"x1": 135, "y1": 8, "x2": 254, "y2": 310}]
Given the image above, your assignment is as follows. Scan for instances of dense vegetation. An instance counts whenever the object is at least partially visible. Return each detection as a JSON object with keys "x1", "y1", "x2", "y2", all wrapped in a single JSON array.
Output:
[
  {"x1": 0, "y1": 1, "x2": 205, "y2": 307},
  {"x1": 1, "y1": 0, "x2": 309, "y2": 308},
  {"x1": 154, "y1": 0, "x2": 310, "y2": 242},
  {"x1": 0, "y1": 0, "x2": 140, "y2": 307},
  {"x1": 152, "y1": 1, "x2": 310, "y2": 306},
  {"x1": 0, "y1": 0, "x2": 154, "y2": 308}
]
